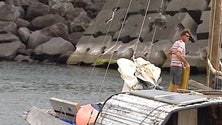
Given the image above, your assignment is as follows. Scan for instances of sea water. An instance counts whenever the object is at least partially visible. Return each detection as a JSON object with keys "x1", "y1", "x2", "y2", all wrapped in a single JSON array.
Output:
[{"x1": 0, "y1": 61, "x2": 206, "y2": 125}]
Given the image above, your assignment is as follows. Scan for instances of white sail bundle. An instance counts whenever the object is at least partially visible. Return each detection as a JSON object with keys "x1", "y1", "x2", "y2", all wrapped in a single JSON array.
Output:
[{"x1": 117, "y1": 57, "x2": 161, "y2": 92}]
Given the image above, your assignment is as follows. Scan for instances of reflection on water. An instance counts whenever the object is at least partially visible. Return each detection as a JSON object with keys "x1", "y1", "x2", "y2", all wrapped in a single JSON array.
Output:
[{"x1": 0, "y1": 61, "x2": 206, "y2": 125}]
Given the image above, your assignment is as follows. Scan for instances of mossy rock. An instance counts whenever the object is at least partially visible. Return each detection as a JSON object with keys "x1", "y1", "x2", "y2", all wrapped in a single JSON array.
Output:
[{"x1": 94, "y1": 58, "x2": 117, "y2": 65}]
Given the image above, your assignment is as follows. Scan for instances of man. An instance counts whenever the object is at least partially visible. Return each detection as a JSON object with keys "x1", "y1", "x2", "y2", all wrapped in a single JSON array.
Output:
[{"x1": 166, "y1": 29, "x2": 191, "y2": 92}]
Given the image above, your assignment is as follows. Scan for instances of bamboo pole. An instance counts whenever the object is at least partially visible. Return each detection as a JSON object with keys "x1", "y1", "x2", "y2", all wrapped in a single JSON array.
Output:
[{"x1": 207, "y1": 0, "x2": 221, "y2": 87}]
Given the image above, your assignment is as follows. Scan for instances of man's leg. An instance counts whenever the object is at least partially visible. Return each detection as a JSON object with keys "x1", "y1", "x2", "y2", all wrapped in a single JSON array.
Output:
[{"x1": 172, "y1": 84, "x2": 180, "y2": 92}]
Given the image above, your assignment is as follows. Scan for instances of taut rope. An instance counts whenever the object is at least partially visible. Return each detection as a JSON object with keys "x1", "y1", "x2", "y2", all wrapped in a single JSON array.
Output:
[
  {"x1": 99, "y1": 0, "x2": 134, "y2": 93},
  {"x1": 89, "y1": 0, "x2": 121, "y2": 76},
  {"x1": 133, "y1": 0, "x2": 151, "y2": 58}
]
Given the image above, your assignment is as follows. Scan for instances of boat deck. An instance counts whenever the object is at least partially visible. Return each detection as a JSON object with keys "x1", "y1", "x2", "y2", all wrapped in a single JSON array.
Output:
[{"x1": 95, "y1": 89, "x2": 222, "y2": 125}]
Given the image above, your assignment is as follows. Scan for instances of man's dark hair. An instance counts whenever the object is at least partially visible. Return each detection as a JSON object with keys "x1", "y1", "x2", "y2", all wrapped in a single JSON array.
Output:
[{"x1": 180, "y1": 28, "x2": 191, "y2": 36}]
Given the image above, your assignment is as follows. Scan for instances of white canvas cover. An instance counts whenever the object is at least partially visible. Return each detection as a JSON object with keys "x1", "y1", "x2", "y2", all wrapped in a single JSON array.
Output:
[{"x1": 117, "y1": 57, "x2": 161, "y2": 92}]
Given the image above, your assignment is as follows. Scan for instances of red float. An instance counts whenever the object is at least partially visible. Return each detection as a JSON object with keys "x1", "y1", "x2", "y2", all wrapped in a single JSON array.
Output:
[{"x1": 76, "y1": 104, "x2": 99, "y2": 125}]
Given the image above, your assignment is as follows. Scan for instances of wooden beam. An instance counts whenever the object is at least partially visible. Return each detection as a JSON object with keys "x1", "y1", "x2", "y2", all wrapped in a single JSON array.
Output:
[
  {"x1": 207, "y1": 0, "x2": 221, "y2": 87},
  {"x1": 188, "y1": 79, "x2": 213, "y2": 90}
]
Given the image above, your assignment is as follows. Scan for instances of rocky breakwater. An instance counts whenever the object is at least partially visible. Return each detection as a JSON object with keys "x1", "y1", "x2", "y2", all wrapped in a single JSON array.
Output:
[
  {"x1": 67, "y1": 0, "x2": 211, "y2": 73},
  {"x1": 0, "y1": 0, "x2": 213, "y2": 73},
  {"x1": 0, "y1": 0, "x2": 105, "y2": 63}
]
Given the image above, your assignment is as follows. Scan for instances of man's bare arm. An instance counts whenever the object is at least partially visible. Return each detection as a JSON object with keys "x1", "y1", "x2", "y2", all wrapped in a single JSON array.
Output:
[{"x1": 175, "y1": 51, "x2": 190, "y2": 67}]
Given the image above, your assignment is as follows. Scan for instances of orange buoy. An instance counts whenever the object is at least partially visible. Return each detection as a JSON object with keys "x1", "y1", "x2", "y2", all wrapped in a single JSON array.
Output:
[{"x1": 76, "y1": 104, "x2": 99, "y2": 125}]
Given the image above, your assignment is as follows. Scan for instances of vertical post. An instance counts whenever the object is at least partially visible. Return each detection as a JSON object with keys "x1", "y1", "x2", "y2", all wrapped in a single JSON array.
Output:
[{"x1": 207, "y1": 0, "x2": 221, "y2": 87}]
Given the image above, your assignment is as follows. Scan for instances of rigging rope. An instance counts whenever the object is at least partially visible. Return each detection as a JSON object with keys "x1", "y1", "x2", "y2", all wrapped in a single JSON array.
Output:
[
  {"x1": 100, "y1": 0, "x2": 166, "y2": 92},
  {"x1": 146, "y1": 0, "x2": 166, "y2": 60},
  {"x1": 133, "y1": 0, "x2": 165, "y2": 59},
  {"x1": 160, "y1": 0, "x2": 165, "y2": 12},
  {"x1": 133, "y1": 0, "x2": 151, "y2": 58},
  {"x1": 89, "y1": 0, "x2": 121, "y2": 76},
  {"x1": 75, "y1": 0, "x2": 109, "y2": 68},
  {"x1": 89, "y1": 0, "x2": 167, "y2": 94},
  {"x1": 99, "y1": 0, "x2": 134, "y2": 92},
  {"x1": 147, "y1": 25, "x2": 157, "y2": 59},
  {"x1": 106, "y1": 7, "x2": 119, "y2": 24},
  {"x1": 70, "y1": 0, "x2": 121, "y2": 101},
  {"x1": 101, "y1": 0, "x2": 133, "y2": 55}
]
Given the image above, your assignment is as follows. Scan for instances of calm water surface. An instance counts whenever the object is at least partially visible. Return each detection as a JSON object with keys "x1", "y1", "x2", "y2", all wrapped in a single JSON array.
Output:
[{"x1": 0, "y1": 61, "x2": 206, "y2": 125}]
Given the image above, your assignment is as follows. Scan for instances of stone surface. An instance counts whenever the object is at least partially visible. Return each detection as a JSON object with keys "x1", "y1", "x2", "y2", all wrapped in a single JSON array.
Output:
[
  {"x1": 0, "y1": 0, "x2": 216, "y2": 72},
  {"x1": 68, "y1": 0, "x2": 214, "y2": 72}
]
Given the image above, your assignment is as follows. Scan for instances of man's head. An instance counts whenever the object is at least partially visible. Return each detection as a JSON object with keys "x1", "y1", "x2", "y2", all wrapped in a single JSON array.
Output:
[{"x1": 180, "y1": 29, "x2": 191, "y2": 42}]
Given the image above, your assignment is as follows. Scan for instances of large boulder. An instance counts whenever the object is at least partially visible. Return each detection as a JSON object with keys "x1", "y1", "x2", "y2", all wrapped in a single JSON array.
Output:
[
  {"x1": 34, "y1": 37, "x2": 75, "y2": 55},
  {"x1": 25, "y1": 1, "x2": 50, "y2": 21},
  {"x1": 33, "y1": 37, "x2": 75, "y2": 63},
  {"x1": 0, "y1": 4, "x2": 21, "y2": 21},
  {"x1": 17, "y1": 27, "x2": 31, "y2": 44},
  {"x1": 0, "y1": 0, "x2": 103, "y2": 63},
  {"x1": 0, "y1": 40, "x2": 26, "y2": 60},
  {"x1": 50, "y1": 1, "x2": 74, "y2": 17},
  {"x1": 30, "y1": 14, "x2": 65, "y2": 29},
  {"x1": 27, "y1": 23, "x2": 68, "y2": 49},
  {"x1": 0, "y1": 21, "x2": 17, "y2": 34}
]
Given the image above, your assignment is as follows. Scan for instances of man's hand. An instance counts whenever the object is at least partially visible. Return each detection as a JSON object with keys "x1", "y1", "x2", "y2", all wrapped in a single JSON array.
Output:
[
  {"x1": 165, "y1": 50, "x2": 172, "y2": 60},
  {"x1": 184, "y1": 62, "x2": 190, "y2": 68}
]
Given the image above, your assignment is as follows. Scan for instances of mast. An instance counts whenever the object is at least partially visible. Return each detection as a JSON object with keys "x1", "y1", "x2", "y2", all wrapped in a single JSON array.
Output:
[{"x1": 207, "y1": 0, "x2": 221, "y2": 87}]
